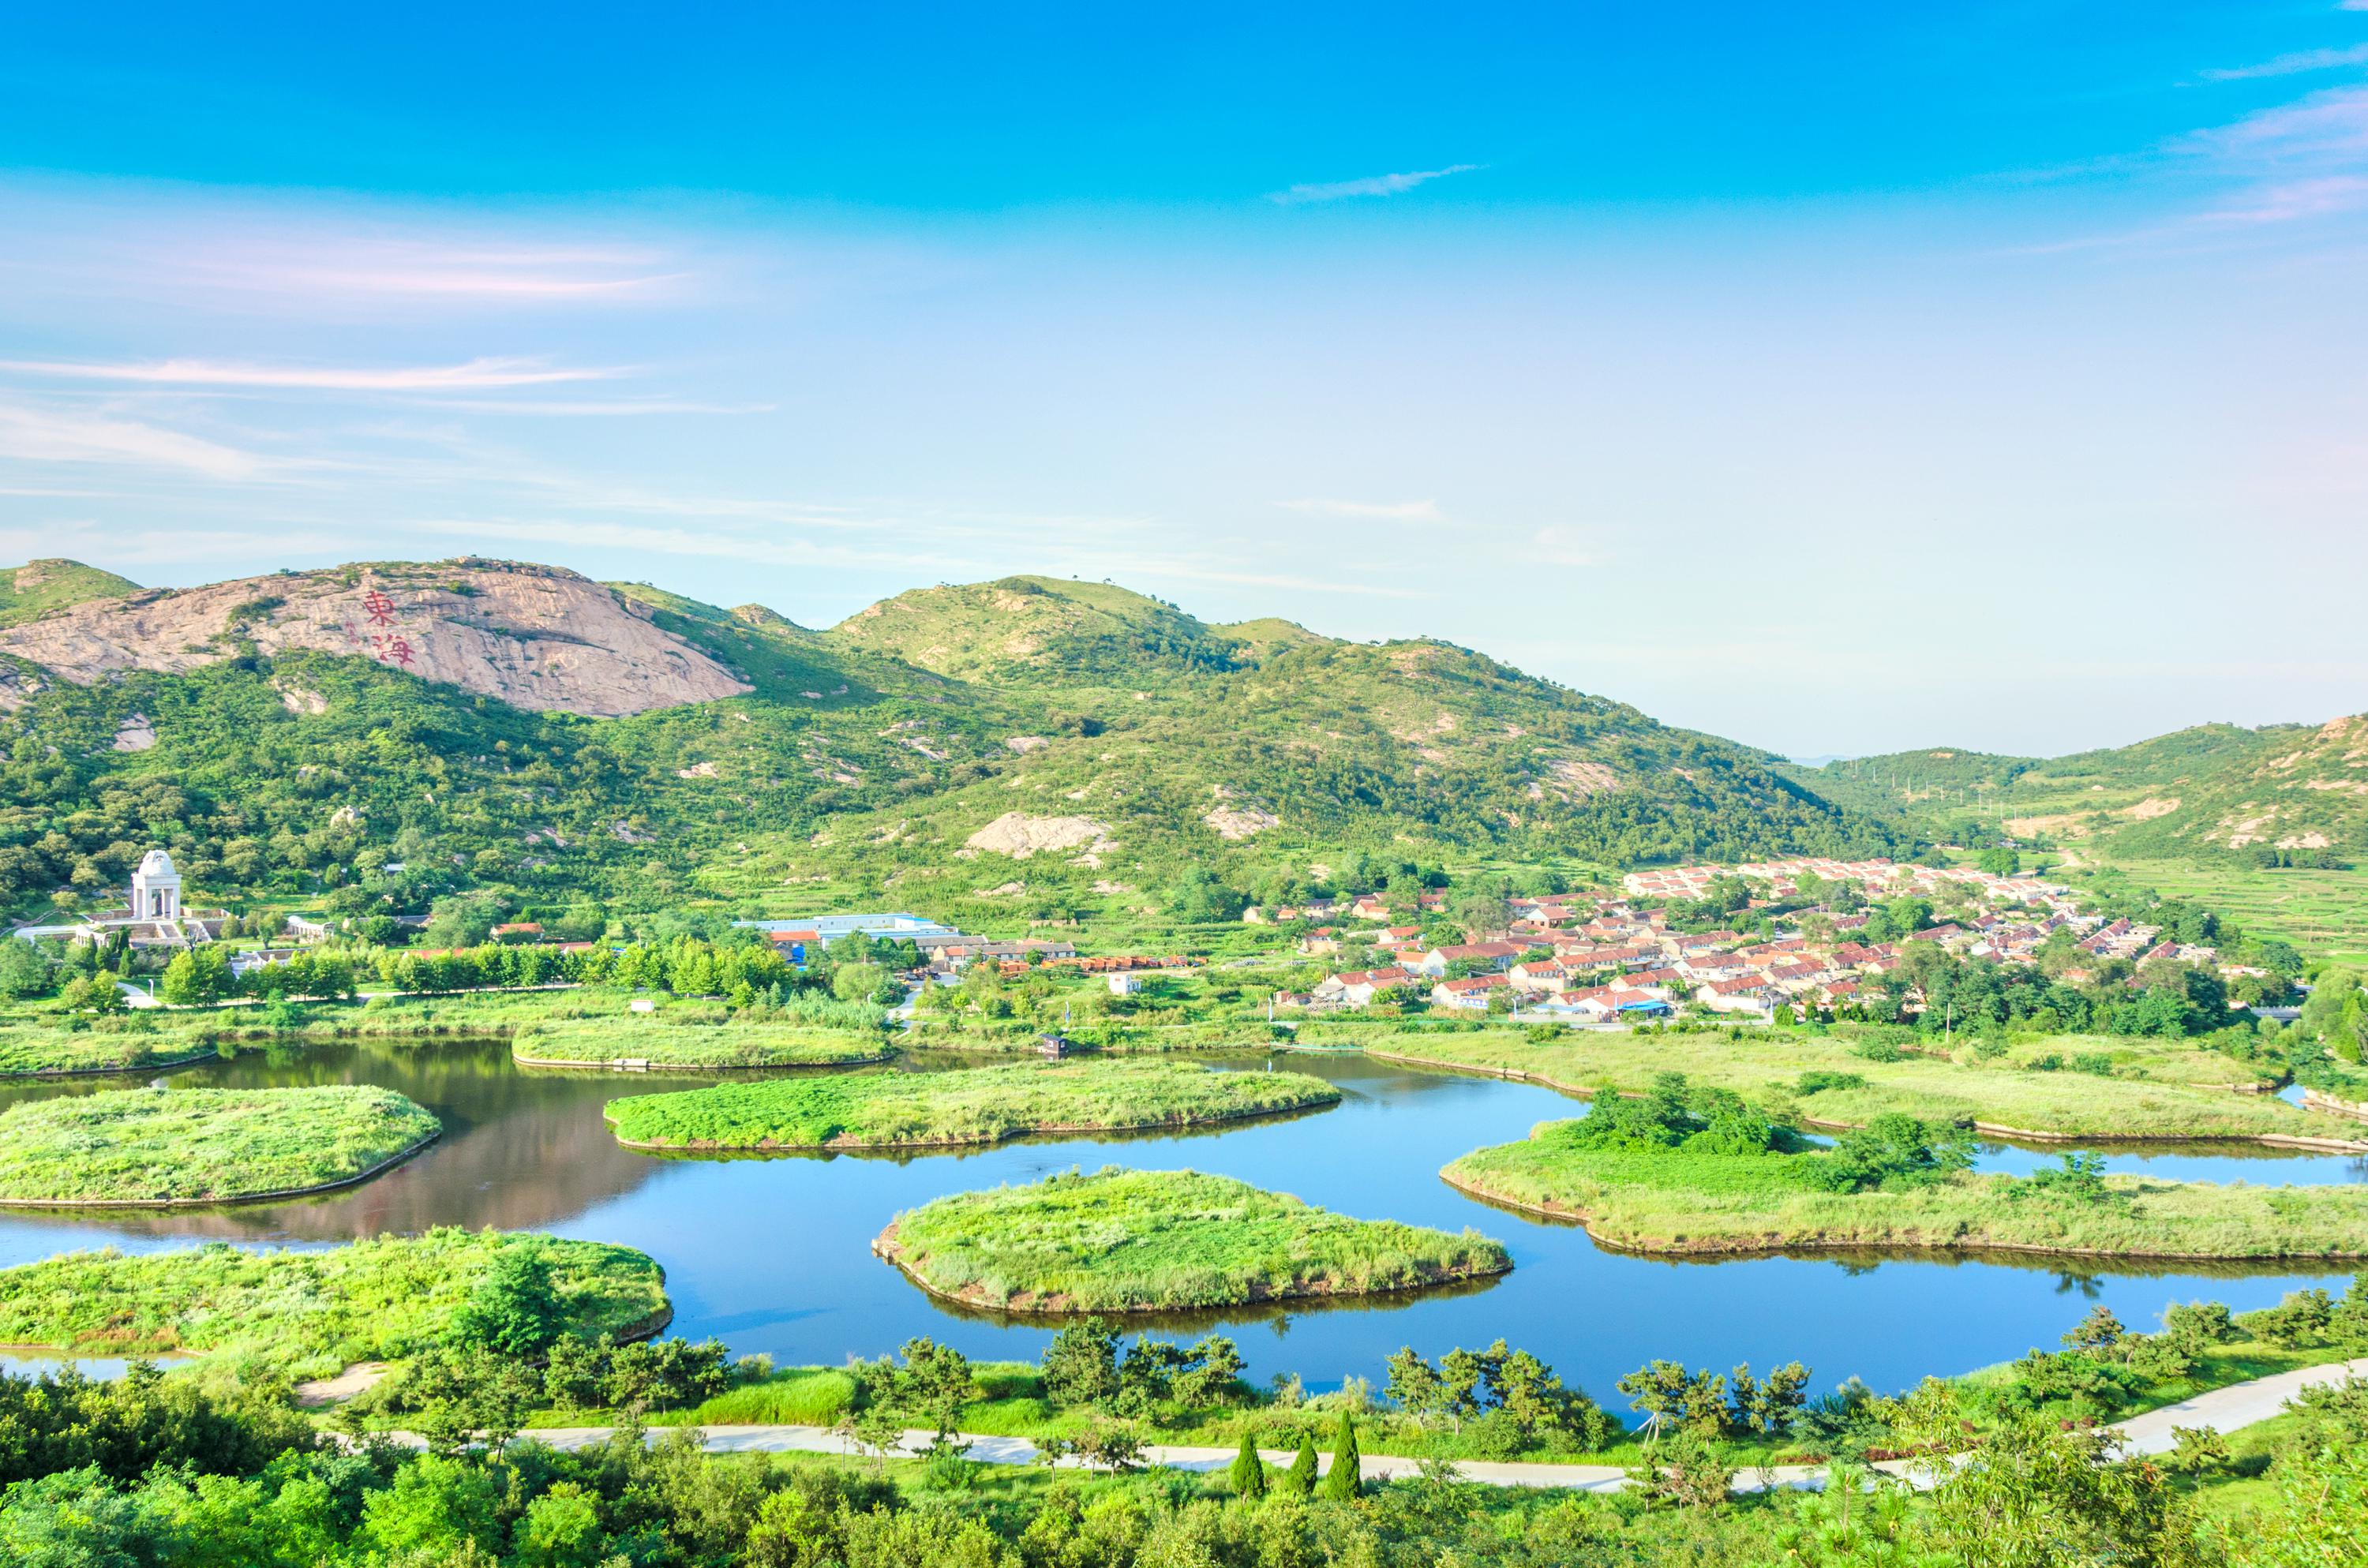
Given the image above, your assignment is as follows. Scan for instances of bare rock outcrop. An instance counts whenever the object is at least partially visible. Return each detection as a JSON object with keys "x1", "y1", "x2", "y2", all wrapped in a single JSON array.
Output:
[
  {"x1": 963, "y1": 812, "x2": 1113, "y2": 859},
  {"x1": 0, "y1": 559, "x2": 750, "y2": 717}
]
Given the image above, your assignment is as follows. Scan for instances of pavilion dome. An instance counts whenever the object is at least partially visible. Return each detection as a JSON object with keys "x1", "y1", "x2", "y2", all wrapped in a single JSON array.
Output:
[{"x1": 136, "y1": 848, "x2": 178, "y2": 880}]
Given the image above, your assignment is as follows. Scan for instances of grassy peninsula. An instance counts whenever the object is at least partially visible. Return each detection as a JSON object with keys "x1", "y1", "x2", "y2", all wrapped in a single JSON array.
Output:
[
  {"x1": 0, "y1": 1085, "x2": 440, "y2": 1205},
  {"x1": 0, "y1": 1023, "x2": 223, "y2": 1076},
  {"x1": 1377, "y1": 1029, "x2": 2366, "y2": 1147},
  {"x1": 512, "y1": 1019, "x2": 891, "y2": 1069},
  {"x1": 603, "y1": 1058, "x2": 1339, "y2": 1150},
  {"x1": 0, "y1": 1228, "x2": 668, "y2": 1375},
  {"x1": 876, "y1": 1166, "x2": 1510, "y2": 1312},
  {"x1": 1443, "y1": 1076, "x2": 2368, "y2": 1260}
]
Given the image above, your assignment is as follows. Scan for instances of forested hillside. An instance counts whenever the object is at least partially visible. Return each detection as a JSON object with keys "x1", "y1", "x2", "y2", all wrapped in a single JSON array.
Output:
[
  {"x1": 0, "y1": 560, "x2": 1901, "y2": 924},
  {"x1": 1787, "y1": 720, "x2": 2367, "y2": 865}
]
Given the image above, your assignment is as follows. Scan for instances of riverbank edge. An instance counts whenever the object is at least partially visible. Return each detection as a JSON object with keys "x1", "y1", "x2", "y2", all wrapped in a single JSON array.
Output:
[
  {"x1": 602, "y1": 1087, "x2": 1342, "y2": 1152},
  {"x1": 870, "y1": 1217, "x2": 1514, "y2": 1316},
  {"x1": 1437, "y1": 1164, "x2": 2368, "y2": 1265},
  {"x1": 0, "y1": 1046, "x2": 225, "y2": 1080},
  {"x1": 0, "y1": 1127, "x2": 444, "y2": 1210},
  {"x1": 1363, "y1": 1046, "x2": 2368, "y2": 1154}
]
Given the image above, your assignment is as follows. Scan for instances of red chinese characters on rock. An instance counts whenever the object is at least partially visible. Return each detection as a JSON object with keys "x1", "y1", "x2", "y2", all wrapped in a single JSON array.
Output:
[
  {"x1": 372, "y1": 634, "x2": 418, "y2": 668},
  {"x1": 360, "y1": 589, "x2": 397, "y2": 627}
]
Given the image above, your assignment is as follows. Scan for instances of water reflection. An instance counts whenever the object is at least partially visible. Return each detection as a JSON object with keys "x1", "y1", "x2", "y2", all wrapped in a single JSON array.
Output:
[{"x1": 0, "y1": 1043, "x2": 2357, "y2": 1400}]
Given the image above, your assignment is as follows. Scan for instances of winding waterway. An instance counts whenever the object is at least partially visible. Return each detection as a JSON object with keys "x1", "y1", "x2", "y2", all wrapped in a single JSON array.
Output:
[{"x1": 1, "y1": 1039, "x2": 2361, "y2": 1401}]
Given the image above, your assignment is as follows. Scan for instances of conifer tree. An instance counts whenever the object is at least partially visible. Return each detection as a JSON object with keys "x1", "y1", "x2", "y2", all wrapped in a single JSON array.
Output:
[
  {"x1": 1282, "y1": 1433, "x2": 1317, "y2": 1495},
  {"x1": 1228, "y1": 1431, "x2": 1268, "y2": 1498},
  {"x1": 1321, "y1": 1413, "x2": 1362, "y2": 1500}
]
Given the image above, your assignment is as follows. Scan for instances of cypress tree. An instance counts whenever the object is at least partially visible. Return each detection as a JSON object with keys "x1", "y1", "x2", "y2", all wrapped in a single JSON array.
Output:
[
  {"x1": 1228, "y1": 1431, "x2": 1268, "y2": 1498},
  {"x1": 1321, "y1": 1413, "x2": 1362, "y2": 1500},
  {"x1": 1282, "y1": 1433, "x2": 1318, "y2": 1495}
]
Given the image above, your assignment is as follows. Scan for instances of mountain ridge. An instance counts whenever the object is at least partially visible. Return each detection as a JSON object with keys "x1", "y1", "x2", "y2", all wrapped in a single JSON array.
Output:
[{"x1": 0, "y1": 556, "x2": 1902, "y2": 918}]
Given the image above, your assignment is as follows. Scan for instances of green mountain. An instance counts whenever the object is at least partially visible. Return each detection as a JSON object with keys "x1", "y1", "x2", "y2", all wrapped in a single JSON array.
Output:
[
  {"x1": 1785, "y1": 720, "x2": 2365, "y2": 861},
  {"x1": 0, "y1": 561, "x2": 1902, "y2": 922},
  {"x1": 0, "y1": 559, "x2": 140, "y2": 627}
]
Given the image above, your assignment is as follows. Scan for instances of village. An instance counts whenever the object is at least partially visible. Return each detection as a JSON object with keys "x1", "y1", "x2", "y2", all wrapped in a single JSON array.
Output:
[{"x1": 1272, "y1": 856, "x2": 2206, "y2": 1025}]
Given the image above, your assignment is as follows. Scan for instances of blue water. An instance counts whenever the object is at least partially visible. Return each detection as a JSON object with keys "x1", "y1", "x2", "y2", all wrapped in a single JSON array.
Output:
[{"x1": 0, "y1": 1042, "x2": 2356, "y2": 1404}]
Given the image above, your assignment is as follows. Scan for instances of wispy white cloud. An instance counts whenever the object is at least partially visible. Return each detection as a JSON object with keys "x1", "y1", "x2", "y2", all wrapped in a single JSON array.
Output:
[
  {"x1": 2198, "y1": 174, "x2": 2368, "y2": 225},
  {"x1": 405, "y1": 516, "x2": 967, "y2": 573},
  {"x1": 0, "y1": 357, "x2": 621, "y2": 391},
  {"x1": 1276, "y1": 496, "x2": 1441, "y2": 519},
  {"x1": 2185, "y1": 84, "x2": 2368, "y2": 161},
  {"x1": 0, "y1": 402, "x2": 287, "y2": 481},
  {"x1": 1266, "y1": 165, "x2": 1481, "y2": 205},
  {"x1": 2201, "y1": 43, "x2": 2368, "y2": 81},
  {"x1": 1531, "y1": 526, "x2": 1604, "y2": 567},
  {"x1": 182, "y1": 241, "x2": 688, "y2": 305},
  {"x1": 404, "y1": 397, "x2": 775, "y2": 417}
]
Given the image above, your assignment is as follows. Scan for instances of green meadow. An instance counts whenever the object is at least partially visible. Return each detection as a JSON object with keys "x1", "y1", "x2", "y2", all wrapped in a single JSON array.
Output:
[
  {"x1": 1445, "y1": 1121, "x2": 2368, "y2": 1260},
  {"x1": 0, "y1": 1228, "x2": 668, "y2": 1377},
  {"x1": 513, "y1": 1019, "x2": 891, "y2": 1068},
  {"x1": 602, "y1": 1057, "x2": 1339, "y2": 1150},
  {"x1": 0, "y1": 1085, "x2": 439, "y2": 1204},
  {"x1": 877, "y1": 1166, "x2": 1510, "y2": 1312},
  {"x1": 1376, "y1": 1031, "x2": 2365, "y2": 1146}
]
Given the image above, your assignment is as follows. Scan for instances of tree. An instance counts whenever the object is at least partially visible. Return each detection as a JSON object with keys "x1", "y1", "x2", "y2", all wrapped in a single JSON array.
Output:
[
  {"x1": 1321, "y1": 1413, "x2": 1362, "y2": 1499},
  {"x1": 1039, "y1": 1319, "x2": 1122, "y2": 1407},
  {"x1": 159, "y1": 945, "x2": 232, "y2": 1005},
  {"x1": 1280, "y1": 1434, "x2": 1318, "y2": 1495},
  {"x1": 58, "y1": 969, "x2": 126, "y2": 1013},
  {"x1": 1920, "y1": 1413, "x2": 2210, "y2": 1568},
  {"x1": 1227, "y1": 1431, "x2": 1268, "y2": 1498},
  {"x1": 0, "y1": 939, "x2": 53, "y2": 998},
  {"x1": 444, "y1": 1241, "x2": 564, "y2": 1357},
  {"x1": 884, "y1": 1338, "x2": 974, "y2": 1440},
  {"x1": 1728, "y1": 1361, "x2": 1812, "y2": 1435},
  {"x1": 1617, "y1": 1360, "x2": 1729, "y2": 1435}
]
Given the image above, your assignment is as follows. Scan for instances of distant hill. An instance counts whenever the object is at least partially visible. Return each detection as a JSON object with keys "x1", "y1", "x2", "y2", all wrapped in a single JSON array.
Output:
[
  {"x1": 2109, "y1": 716, "x2": 2368, "y2": 859},
  {"x1": 0, "y1": 559, "x2": 140, "y2": 627},
  {"x1": 1785, "y1": 720, "x2": 2366, "y2": 860},
  {"x1": 0, "y1": 560, "x2": 1903, "y2": 918}
]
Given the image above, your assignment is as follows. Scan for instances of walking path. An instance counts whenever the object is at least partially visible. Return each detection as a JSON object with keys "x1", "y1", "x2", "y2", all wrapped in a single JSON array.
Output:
[{"x1": 424, "y1": 1357, "x2": 2368, "y2": 1491}]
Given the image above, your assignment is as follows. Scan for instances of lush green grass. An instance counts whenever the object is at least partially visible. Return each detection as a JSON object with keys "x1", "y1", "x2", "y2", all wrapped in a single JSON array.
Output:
[
  {"x1": 602, "y1": 1058, "x2": 1339, "y2": 1150},
  {"x1": 1375, "y1": 1031, "x2": 2366, "y2": 1145},
  {"x1": 879, "y1": 1166, "x2": 1511, "y2": 1312},
  {"x1": 0, "y1": 1085, "x2": 439, "y2": 1204},
  {"x1": 514, "y1": 1018, "x2": 890, "y2": 1069},
  {"x1": 1444, "y1": 1121, "x2": 2368, "y2": 1259},
  {"x1": 0, "y1": 1228, "x2": 668, "y2": 1377},
  {"x1": 0, "y1": 987, "x2": 601, "y2": 1075},
  {"x1": 0, "y1": 1023, "x2": 222, "y2": 1076}
]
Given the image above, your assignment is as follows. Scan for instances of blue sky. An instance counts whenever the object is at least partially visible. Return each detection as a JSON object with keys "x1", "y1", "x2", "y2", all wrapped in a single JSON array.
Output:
[{"x1": 2, "y1": 2, "x2": 2364, "y2": 756}]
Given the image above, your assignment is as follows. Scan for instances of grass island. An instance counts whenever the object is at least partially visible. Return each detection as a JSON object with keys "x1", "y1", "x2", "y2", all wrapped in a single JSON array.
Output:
[
  {"x1": 0, "y1": 1084, "x2": 441, "y2": 1206},
  {"x1": 0, "y1": 1023, "x2": 223, "y2": 1077},
  {"x1": 1373, "y1": 1029, "x2": 2368, "y2": 1151},
  {"x1": 1443, "y1": 1078, "x2": 2368, "y2": 1262},
  {"x1": 874, "y1": 1166, "x2": 1511, "y2": 1312},
  {"x1": 602, "y1": 1057, "x2": 1340, "y2": 1151},
  {"x1": 511, "y1": 1019, "x2": 893, "y2": 1070},
  {"x1": 0, "y1": 1227, "x2": 669, "y2": 1375}
]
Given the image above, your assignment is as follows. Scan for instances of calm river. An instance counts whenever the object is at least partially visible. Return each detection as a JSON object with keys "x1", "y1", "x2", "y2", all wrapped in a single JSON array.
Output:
[{"x1": 2, "y1": 1041, "x2": 2361, "y2": 1401}]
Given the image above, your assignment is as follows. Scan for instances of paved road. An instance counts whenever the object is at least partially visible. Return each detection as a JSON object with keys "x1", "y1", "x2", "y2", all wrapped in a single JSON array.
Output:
[
  {"x1": 459, "y1": 1357, "x2": 2368, "y2": 1491},
  {"x1": 2111, "y1": 1356, "x2": 2368, "y2": 1457}
]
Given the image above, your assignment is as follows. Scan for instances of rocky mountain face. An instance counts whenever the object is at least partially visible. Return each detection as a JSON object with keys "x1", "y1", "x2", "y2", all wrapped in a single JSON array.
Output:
[{"x1": 0, "y1": 559, "x2": 749, "y2": 717}]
